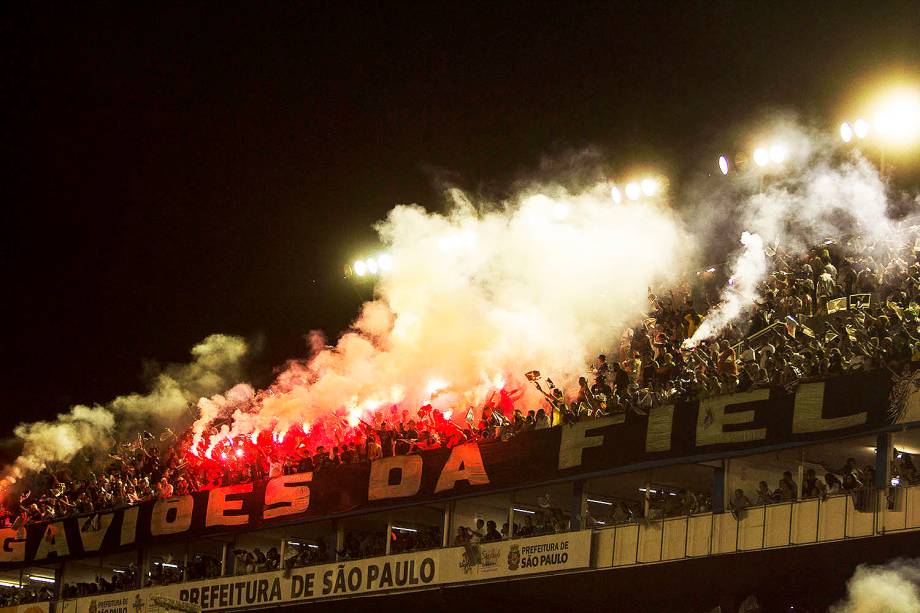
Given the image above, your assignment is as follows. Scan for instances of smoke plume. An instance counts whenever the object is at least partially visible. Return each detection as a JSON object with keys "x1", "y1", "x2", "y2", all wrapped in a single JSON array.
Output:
[
  {"x1": 686, "y1": 119, "x2": 897, "y2": 345},
  {"x1": 198, "y1": 181, "x2": 689, "y2": 442},
  {"x1": 4, "y1": 334, "x2": 248, "y2": 483},
  {"x1": 832, "y1": 558, "x2": 920, "y2": 613}
]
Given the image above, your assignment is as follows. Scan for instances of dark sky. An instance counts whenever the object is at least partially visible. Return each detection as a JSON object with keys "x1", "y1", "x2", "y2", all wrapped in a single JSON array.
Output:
[{"x1": 5, "y1": 2, "x2": 919, "y2": 434}]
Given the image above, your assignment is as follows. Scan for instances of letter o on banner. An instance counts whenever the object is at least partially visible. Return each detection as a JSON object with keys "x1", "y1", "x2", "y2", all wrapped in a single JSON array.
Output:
[
  {"x1": 150, "y1": 495, "x2": 195, "y2": 536},
  {"x1": 368, "y1": 455, "x2": 423, "y2": 501}
]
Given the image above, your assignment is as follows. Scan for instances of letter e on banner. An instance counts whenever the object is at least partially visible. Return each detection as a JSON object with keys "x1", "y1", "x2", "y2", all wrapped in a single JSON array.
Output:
[
  {"x1": 206, "y1": 483, "x2": 252, "y2": 527},
  {"x1": 368, "y1": 455, "x2": 422, "y2": 501},
  {"x1": 0, "y1": 528, "x2": 25, "y2": 563},
  {"x1": 150, "y1": 496, "x2": 195, "y2": 536},
  {"x1": 696, "y1": 390, "x2": 768, "y2": 446},
  {"x1": 264, "y1": 472, "x2": 312, "y2": 520},
  {"x1": 435, "y1": 443, "x2": 489, "y2": 493}
]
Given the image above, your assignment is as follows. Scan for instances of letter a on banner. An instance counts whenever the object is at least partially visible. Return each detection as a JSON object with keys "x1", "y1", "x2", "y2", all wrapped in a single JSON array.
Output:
[{"x1": 435, "y1": 443, "x2": 489, "y2": 492}]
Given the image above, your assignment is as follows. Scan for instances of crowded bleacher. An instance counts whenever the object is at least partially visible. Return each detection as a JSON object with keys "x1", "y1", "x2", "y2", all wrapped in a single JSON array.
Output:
[{"x1": 3, "y1": 228, "x2": 920, "y2": 586}]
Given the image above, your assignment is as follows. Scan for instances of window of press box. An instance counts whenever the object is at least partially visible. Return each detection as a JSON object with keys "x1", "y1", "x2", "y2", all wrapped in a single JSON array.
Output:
[
  {"x1": 1, "y1": 565, "x2": 58, "y2": 603},
  {"x1": 145, "y1": 541, "x2": 189, "y2": 586},
  {"x1": 387, "y1": 504, "x2": 446, "y2": 554},
  {"x1": 63, "y1": 550, "x2": 137, "y2": 597},
  {"x1": 280, "y1": 520, "x2": 336, "y2": 571},
  {"x1": 511, "y1": 482, "x2": 573, "y2": 537},
  {"x1": 585, "y1": 463, "x2": 714, "y2": 525},
  {"x1": 450, "y1": 492, "x2": 511, "y2": 545},
  {"x1": 891, "y1": 427, "x2": 920, "y2": 488},
  {"x1": 338, "y1": 511, "x2": 388, "y2": 560}
]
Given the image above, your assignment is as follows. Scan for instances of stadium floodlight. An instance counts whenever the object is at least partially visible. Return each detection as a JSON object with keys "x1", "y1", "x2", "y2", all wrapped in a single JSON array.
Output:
[
  {"x1": 365, "y1": 258, "x2": 378, "y2": 274},
  {"x1": 625, "y1": 182, "x2": 641, "y2": 200},
  {"x1": 840, "y1": 122, "x2": 853, "y2": 143},
  {"x1": 353, "y1": 260, "x2": 367, "y2": 277},
  {"x1": 769, "y1": 144, "x2": 787, "y2": 164},
  {"x1": 377, "y1": 253, "x2": 393, "y2": 271},
  {"x1": 753, "y1": 147, "x2": 770, "y2": 167},
  {"x1": 853, "y1": 118, "x2": 870, "y2": 139},
  {"x1": 872, "y1": 86, "x2": 920, "y2": 147},
  {"x1": 718, "y1": 155, "x2": 729, "y2": 175},
  {"x1": 610, "y1": 185, "x2": 622, "y2": 204},
  {"x1": 640, "y1": 177, "x2": 659, "y2": 196}
]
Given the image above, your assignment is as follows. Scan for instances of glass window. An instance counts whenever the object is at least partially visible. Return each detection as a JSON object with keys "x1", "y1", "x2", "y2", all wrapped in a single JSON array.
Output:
[
  {"x1": 186, "y1": 537, "x2": 228, "y2": 580},
  {"x1": 339, "y1": 511, "x2": 387, "y2": 560},
  {"x1": 512, "y1": 482, "x2": 573, "y2": 537},
  {"x1": 146, "y1": 542, "x2": 187, "y2": 586},
  {"x1": 281, "y1": 520, "x2": 335, "y2": 571},
  {"x1": 892, "y1": 428, "x2": 920, "y2": 488},
  {"x1": 388, "y1": 504, "x2": 444, "y2": 554},
  {"x1": 450, "y1": 492, "x2": 510, "y2": 546}
]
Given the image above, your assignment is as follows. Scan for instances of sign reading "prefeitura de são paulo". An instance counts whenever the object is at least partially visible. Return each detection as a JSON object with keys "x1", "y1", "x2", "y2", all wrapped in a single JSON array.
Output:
[
  {"x1": 4, "y1": 369, "x2": 920, "y2": 567},
  {"x1": 57, "y1": 532, "x2": 591, "y2": 613}
]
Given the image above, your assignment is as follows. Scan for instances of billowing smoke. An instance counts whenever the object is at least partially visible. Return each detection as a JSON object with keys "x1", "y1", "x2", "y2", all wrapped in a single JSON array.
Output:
[
  {"x1": 686, "y1": 119, "x2": 896, "y2": 345},
  {"x1": 3, "y1": 334, "x2": 248, "y2": 484},
  {"x1": 831, "y1": 558, "x2": 920, "y2": 613},
  {"x1": 197, "y1": 181, "x2": 689, "y2": 443},
  {"x1": 685, "y1": 231, "x2": 766, "y2": 347}
]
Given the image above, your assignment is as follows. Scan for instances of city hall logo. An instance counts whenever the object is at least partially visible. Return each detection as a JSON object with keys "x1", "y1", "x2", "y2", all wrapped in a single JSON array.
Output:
[
  {"x1": 458, "y1": 544, "x2": 501, "y2": 574},
  {"x1": 507, "y1": 544, "x2": 521, "y2": 571}
]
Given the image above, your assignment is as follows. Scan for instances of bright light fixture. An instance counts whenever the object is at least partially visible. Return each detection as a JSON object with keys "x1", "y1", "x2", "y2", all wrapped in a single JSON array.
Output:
[
  {"x1": 840, "y1": 122, "x2": 853, "y2": 143},
  {"x1": 377, "y1": 253, "x2": 392, "y2": 271},
  {"x1": 640, "y1": 178, "x2": 658, "y2": 196},
  {"x1": 753, "y1": 147, "x2": 769, "y2": 167},
  {"x1": 769, "y1": 144, "x2": 787, "y2": 164},
  {"x1": 718, "y1": 155, "x2": 729, "y2": 175},
  {"x1": 872, "y1": 86, "x2": 920, "y2": 147},
  {"x1": 353, "y1": 260, "x2": 366, "y2": 277},
  {"x1": 854, "y1": 118, "x2": 870, "y2": 139},
  {"x1": 625, "y1": 182, "x2": 641, "y2": 200},
  {"x1": 610, "y1": 185, "x2": 622, "y2": 204},
  {"x1": 366, "y1": 258, "x2": 378, "y2": 274}
]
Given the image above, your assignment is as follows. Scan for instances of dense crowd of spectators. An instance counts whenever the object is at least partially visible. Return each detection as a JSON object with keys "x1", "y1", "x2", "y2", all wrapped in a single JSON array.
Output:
[{"x1": 4, "y1": 230, "x2": 920, "y2": 532}]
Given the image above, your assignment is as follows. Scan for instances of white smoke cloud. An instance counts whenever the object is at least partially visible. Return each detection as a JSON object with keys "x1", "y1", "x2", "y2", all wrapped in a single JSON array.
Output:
[
  {"x1": 203, "y1": 181, "x2": 689, "y2": 440},
  {"x1": 4, "y1": 334, "x2": 248, "y2": 483},
  {"x1": 832, "y1": 558, "x2": 920, "y2": 613},
  {"x1": 685, "y1": 231, "x2": 766, "y2": 347},
  {"x1": 685, "y1": 120, "x2": 896, "y2": 345}
]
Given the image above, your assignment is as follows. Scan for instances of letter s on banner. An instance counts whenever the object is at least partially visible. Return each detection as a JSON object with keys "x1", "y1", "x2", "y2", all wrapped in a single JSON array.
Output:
[
  {"x1": 368, "y1": 455, "x2": 422, "y2": 501},
  {"x1": 150, "y1": 495, "x2": 195, "y2": 536},
  {"x1": 264, "y1": 472, "x2": 313, "y2": 520},
  {"x1": 206, "y1": 483, "x2": 253, "y2": 528}
]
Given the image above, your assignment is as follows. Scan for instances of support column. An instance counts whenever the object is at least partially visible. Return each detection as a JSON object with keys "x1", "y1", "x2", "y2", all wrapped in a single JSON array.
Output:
[
  {"x1": 385, "y1": 514, "x2": 393, "y2": 555},
  {"x1": 876, "y1": 431, "x2": 892, "y2": 489},
  {"x1": 442, "y1": 502, "x2": 452, "y2": 547},
  {"x1": 334, "y1": 520, "x2": 345, "y2": 561},
  {"x1": 220, "y1": 543, "x2": 229, "y2": 577},
  {"x1": 713, "y1": 461, "x2": 726, "y2": 513},
  {"x1": 570, "y1": 480, "x2": 585, "y2": 530}
]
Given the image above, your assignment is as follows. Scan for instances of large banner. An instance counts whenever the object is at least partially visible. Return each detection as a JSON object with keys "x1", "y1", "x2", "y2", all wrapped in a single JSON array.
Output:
[
  {"x1": 59, "y1": 532, "x2": 592, "y2": 612},
  {"x1": 3, "y1": 369, "x2": 919, "y2": 567},
  {"x1": 0, "y1": 604, "x2": 49, "y2": 613}
]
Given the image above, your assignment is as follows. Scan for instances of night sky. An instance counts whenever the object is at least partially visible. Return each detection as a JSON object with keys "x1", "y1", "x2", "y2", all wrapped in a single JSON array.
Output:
[{"x1": 5, "y1": 3, "x2": 919, "y2": 437}]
